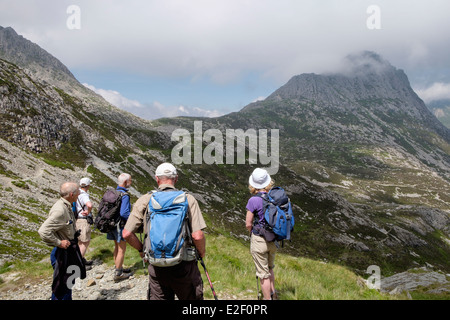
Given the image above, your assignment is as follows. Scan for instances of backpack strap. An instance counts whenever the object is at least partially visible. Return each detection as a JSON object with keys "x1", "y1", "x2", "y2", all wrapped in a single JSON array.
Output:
[
  {"x1": 250, "y1": 193, "x2": 269, "y2": 235},
  {"x1": 252, "y1": 192, "x2": 269, "y2": 221}
]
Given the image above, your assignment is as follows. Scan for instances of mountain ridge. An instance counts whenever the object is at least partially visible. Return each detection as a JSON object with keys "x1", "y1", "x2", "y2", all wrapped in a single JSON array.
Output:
[{"x1": 0, "y1": 26, "x2": 76, "y2": 87}]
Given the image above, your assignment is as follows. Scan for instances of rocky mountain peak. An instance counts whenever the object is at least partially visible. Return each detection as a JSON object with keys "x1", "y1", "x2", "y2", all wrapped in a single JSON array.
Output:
[
  {"x1": 267, "y1": 51, "x2": 413, "y2": 104},
  {"x1": 258, "y1": 51, "x2": 450, "y2": 143},
  {"x1": 0, "y1": 26, "x2": 76, "y2": 84}
]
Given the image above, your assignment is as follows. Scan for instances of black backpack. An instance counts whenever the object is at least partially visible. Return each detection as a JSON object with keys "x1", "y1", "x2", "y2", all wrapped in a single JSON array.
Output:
[{"x1": 94, "y1": 188, "x2": 126, "y2": 233}]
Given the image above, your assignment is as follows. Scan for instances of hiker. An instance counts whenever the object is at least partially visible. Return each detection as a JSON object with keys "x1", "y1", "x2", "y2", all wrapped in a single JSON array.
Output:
[
  {"x1": 245, "y1": 168, "x2": 278, "y2": 300},
  {"x1": 123, "y1": 162, "x2": 207, "y2": 300},
  {"x1": 38, "y1": 181, "x2": 86, "y2": 300},
  {"x1": 107, "y1": 173, "x2": 133, "y2": 282},
  {"x1": 76, "y1": 177, "x2": 94, "y2": 268}
]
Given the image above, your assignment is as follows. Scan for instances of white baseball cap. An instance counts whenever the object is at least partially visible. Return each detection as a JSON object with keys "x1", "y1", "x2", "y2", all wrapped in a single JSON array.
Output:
[
  {"x1": 80, "y1": 177, "x2": 92, "y2": 187},
  {"x1": 155, "y1": 163, "x2": 177, "y2": 177},
  {"x1": 249, "y1": 168, "x2": 271, "y2": 189}
]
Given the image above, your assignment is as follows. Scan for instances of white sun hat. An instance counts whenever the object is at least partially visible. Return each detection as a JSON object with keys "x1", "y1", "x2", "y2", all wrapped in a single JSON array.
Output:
[
  {"x1": 79, "y1": 177, "x2": 92, "y2": 187},
  {"x1": 249, "y1": 168, "x2": 271, "y2": 189},
  {"x1": 155, "y1": 162, "x2": 177, "y2": 177}
]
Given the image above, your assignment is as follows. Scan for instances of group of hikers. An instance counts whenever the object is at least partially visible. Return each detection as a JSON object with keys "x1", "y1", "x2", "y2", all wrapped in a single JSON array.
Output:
[{"x1": 38, "y1": 162, "x2": 294, "y2": 300}]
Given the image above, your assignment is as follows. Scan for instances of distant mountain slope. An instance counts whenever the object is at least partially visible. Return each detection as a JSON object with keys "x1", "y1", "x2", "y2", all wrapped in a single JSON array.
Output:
[{"x1": 427, "y1": 99, "x2": 450, "y2": 129}]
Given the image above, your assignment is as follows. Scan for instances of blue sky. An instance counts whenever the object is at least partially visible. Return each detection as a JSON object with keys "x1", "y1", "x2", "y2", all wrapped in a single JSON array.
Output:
[{"x1": 1, "y1": 0, "x2": 450, "y2": 119}]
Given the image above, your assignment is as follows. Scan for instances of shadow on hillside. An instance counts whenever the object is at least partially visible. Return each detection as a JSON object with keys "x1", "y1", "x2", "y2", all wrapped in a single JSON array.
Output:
[{"x1": 90, "y1": 248, "x2": 114, "y2": 263}]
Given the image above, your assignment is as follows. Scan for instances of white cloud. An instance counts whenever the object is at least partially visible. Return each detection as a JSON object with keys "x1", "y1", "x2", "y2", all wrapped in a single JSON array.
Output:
[
  {"x1": 252, "y1": 96, "x2": 266, "y2": 103},
  {"x1": 146, "y1": 102, "x2": 225, "y2": 119},
  {"x1": 83, "y1": 83, "x2": 143, "y2": 109},
  {"x1": 415, "y1": 82, "x2": 450, "y2": 103},
  {"x1": 4, "y1": 0, "x2": 450, "y2": 85},
  {"x1": 83, "y1": 83, "x2": 224, "y2": 120}
]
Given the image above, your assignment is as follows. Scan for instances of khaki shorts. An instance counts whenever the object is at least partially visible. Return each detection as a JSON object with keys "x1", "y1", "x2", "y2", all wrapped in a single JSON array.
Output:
[
  {"x1": 250, "y1": 233, "x2": 277, "y2": 279},
  {"x1": 76, "y1": 218, "x2": 92, "y2": 242}
]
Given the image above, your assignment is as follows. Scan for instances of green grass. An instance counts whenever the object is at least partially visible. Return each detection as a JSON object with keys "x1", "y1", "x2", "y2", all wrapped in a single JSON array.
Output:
[
  {"x1": 194, "y1": 234, "x2": 394, "y2": 300},
  {"x1": 0, "y1": 230, "x2": 422, "y2": 300},
  {"x1": 82, "y1": 232, "x2": 398, "y2": 300}
]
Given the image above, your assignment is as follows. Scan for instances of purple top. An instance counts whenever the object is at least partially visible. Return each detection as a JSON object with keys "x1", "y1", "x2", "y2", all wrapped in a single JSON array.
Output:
[{"x1": 246, "y1": 192, "x2": 267, "y2": 229}]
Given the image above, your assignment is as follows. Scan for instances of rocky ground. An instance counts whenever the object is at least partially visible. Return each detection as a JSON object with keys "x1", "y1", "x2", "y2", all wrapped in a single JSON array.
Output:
[
  {"x1": 0, "y1": 259, "x2": 253, "y2": 300},
  {"x1": 380, "y1": 266, "x2": 450, "y2": 296},
  {"x1": 1, "y1": 259, "x2": 449, "y2": 300}
]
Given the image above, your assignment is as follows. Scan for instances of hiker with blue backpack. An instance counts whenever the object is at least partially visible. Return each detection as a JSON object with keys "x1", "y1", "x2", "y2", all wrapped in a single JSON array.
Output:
[
  {"x1": 123, "y1": 163, "x2": 207, "y2": 300},
  {"x1": 246, "y1": 168, "x2": 294, "y2": 300}
]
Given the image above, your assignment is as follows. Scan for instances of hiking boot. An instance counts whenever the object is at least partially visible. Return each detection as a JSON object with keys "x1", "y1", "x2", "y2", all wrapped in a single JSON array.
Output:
[
  {"x1": 111, "y1": 267, "x2": 132, "y2": 273},
  {"x1": 271, "y1": 291, "x2": 278, "y2": 300},
  {"x1": 83, "y1": 258, "x2": 93, "y2": 266},
  {"x1": 114, "y1": 269, "x2": 133, "y2": 282}
]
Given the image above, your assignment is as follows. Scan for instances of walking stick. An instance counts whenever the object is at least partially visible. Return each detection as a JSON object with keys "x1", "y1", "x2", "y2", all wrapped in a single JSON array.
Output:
[
  {"x1": 198, "y1": 255, "x2": 218, "y2": 300},
  {"x1": 256, "y1": 276, "x2": 261, "y2": 300}
]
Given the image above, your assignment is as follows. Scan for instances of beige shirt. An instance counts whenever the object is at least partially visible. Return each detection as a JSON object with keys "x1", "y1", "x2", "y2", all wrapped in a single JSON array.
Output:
[
  {"x1": 38, "y1": 197, "x2": 77, "y2": 247},
  {"x1": 124, "y1": 184, "x2": 206, "y2": 235}
]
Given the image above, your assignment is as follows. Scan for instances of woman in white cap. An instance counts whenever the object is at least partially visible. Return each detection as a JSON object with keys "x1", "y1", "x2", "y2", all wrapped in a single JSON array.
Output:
[{"x1": 245, "y1": 168, "x2": 277, "y2": 300}]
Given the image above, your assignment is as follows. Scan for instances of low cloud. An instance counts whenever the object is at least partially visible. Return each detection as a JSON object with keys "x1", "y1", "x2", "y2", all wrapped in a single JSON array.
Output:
[
  {"x1": 83, "y1": 83, "x2": 143, "y2": 109},
  {"x1": 252, "y1": 96, "x2": 266, "y2": 103},
  {"x1": 83, "y1": 83, "x2": 224, "y2": 120},
  {"x1": 415, "y1": 82, "x2": 450, "y2": 103}
]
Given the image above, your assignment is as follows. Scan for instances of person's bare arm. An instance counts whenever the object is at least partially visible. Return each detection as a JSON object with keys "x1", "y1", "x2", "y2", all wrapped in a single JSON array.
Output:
[
  {"x1": 246, "y1": 210, "x2": 254, "y2": 233},
  {"x1": 123, "y1": 228, "x2": 144, "y2": 258},
  {"x1": 192, "y1": 230, "x2": 206, "y2": 258}
]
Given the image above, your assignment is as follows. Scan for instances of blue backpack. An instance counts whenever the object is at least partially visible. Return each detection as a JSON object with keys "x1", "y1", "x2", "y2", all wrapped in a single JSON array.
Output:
[
  {"x1": 144, "y1": 190, "x2": 197, "y2": 267},
  {"x1": 258, "y1": 187, "x2": 294, "y2": 241}
]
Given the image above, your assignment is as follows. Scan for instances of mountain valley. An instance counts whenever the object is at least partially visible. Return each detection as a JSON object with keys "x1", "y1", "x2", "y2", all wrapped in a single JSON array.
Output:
[{"x1": 0, "y1": 26, "x2": 449, "y2": 292}]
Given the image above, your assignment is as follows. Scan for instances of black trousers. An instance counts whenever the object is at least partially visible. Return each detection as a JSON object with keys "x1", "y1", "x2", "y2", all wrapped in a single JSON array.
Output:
[{"x1": 147, "y1": 260, "x2": 203, "y2": 300}]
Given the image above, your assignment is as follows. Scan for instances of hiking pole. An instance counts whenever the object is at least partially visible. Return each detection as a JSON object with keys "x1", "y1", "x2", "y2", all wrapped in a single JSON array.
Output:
[
  {"x1": 256, "y1": 276, "x2": 260, "y2": 300},
  {"x1": 197, "y1": 253, "x2": 218, "y2": 300},
  {"x1": 139, "y1": 232, "x2": 148, "y2": 275}
]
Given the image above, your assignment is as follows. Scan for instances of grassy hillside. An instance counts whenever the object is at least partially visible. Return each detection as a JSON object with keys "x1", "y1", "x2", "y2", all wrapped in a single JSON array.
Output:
[{"x1": 1, "y1": 229, "x2": 408, "y2": 300}]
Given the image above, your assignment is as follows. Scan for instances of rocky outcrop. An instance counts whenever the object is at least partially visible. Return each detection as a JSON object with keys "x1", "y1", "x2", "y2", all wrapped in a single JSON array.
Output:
[
  {"x1": 0, "y1": 59, "x2": 72, "y2": 152},
  {"x1": 381, "y1": 267, "x2": 450, "y2": 296}
]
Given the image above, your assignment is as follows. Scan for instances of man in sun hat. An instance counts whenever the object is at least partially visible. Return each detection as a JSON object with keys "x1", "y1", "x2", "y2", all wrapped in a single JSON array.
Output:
[{"x1": 245, "y1": 168, "x2": 278, "y2": 300}]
